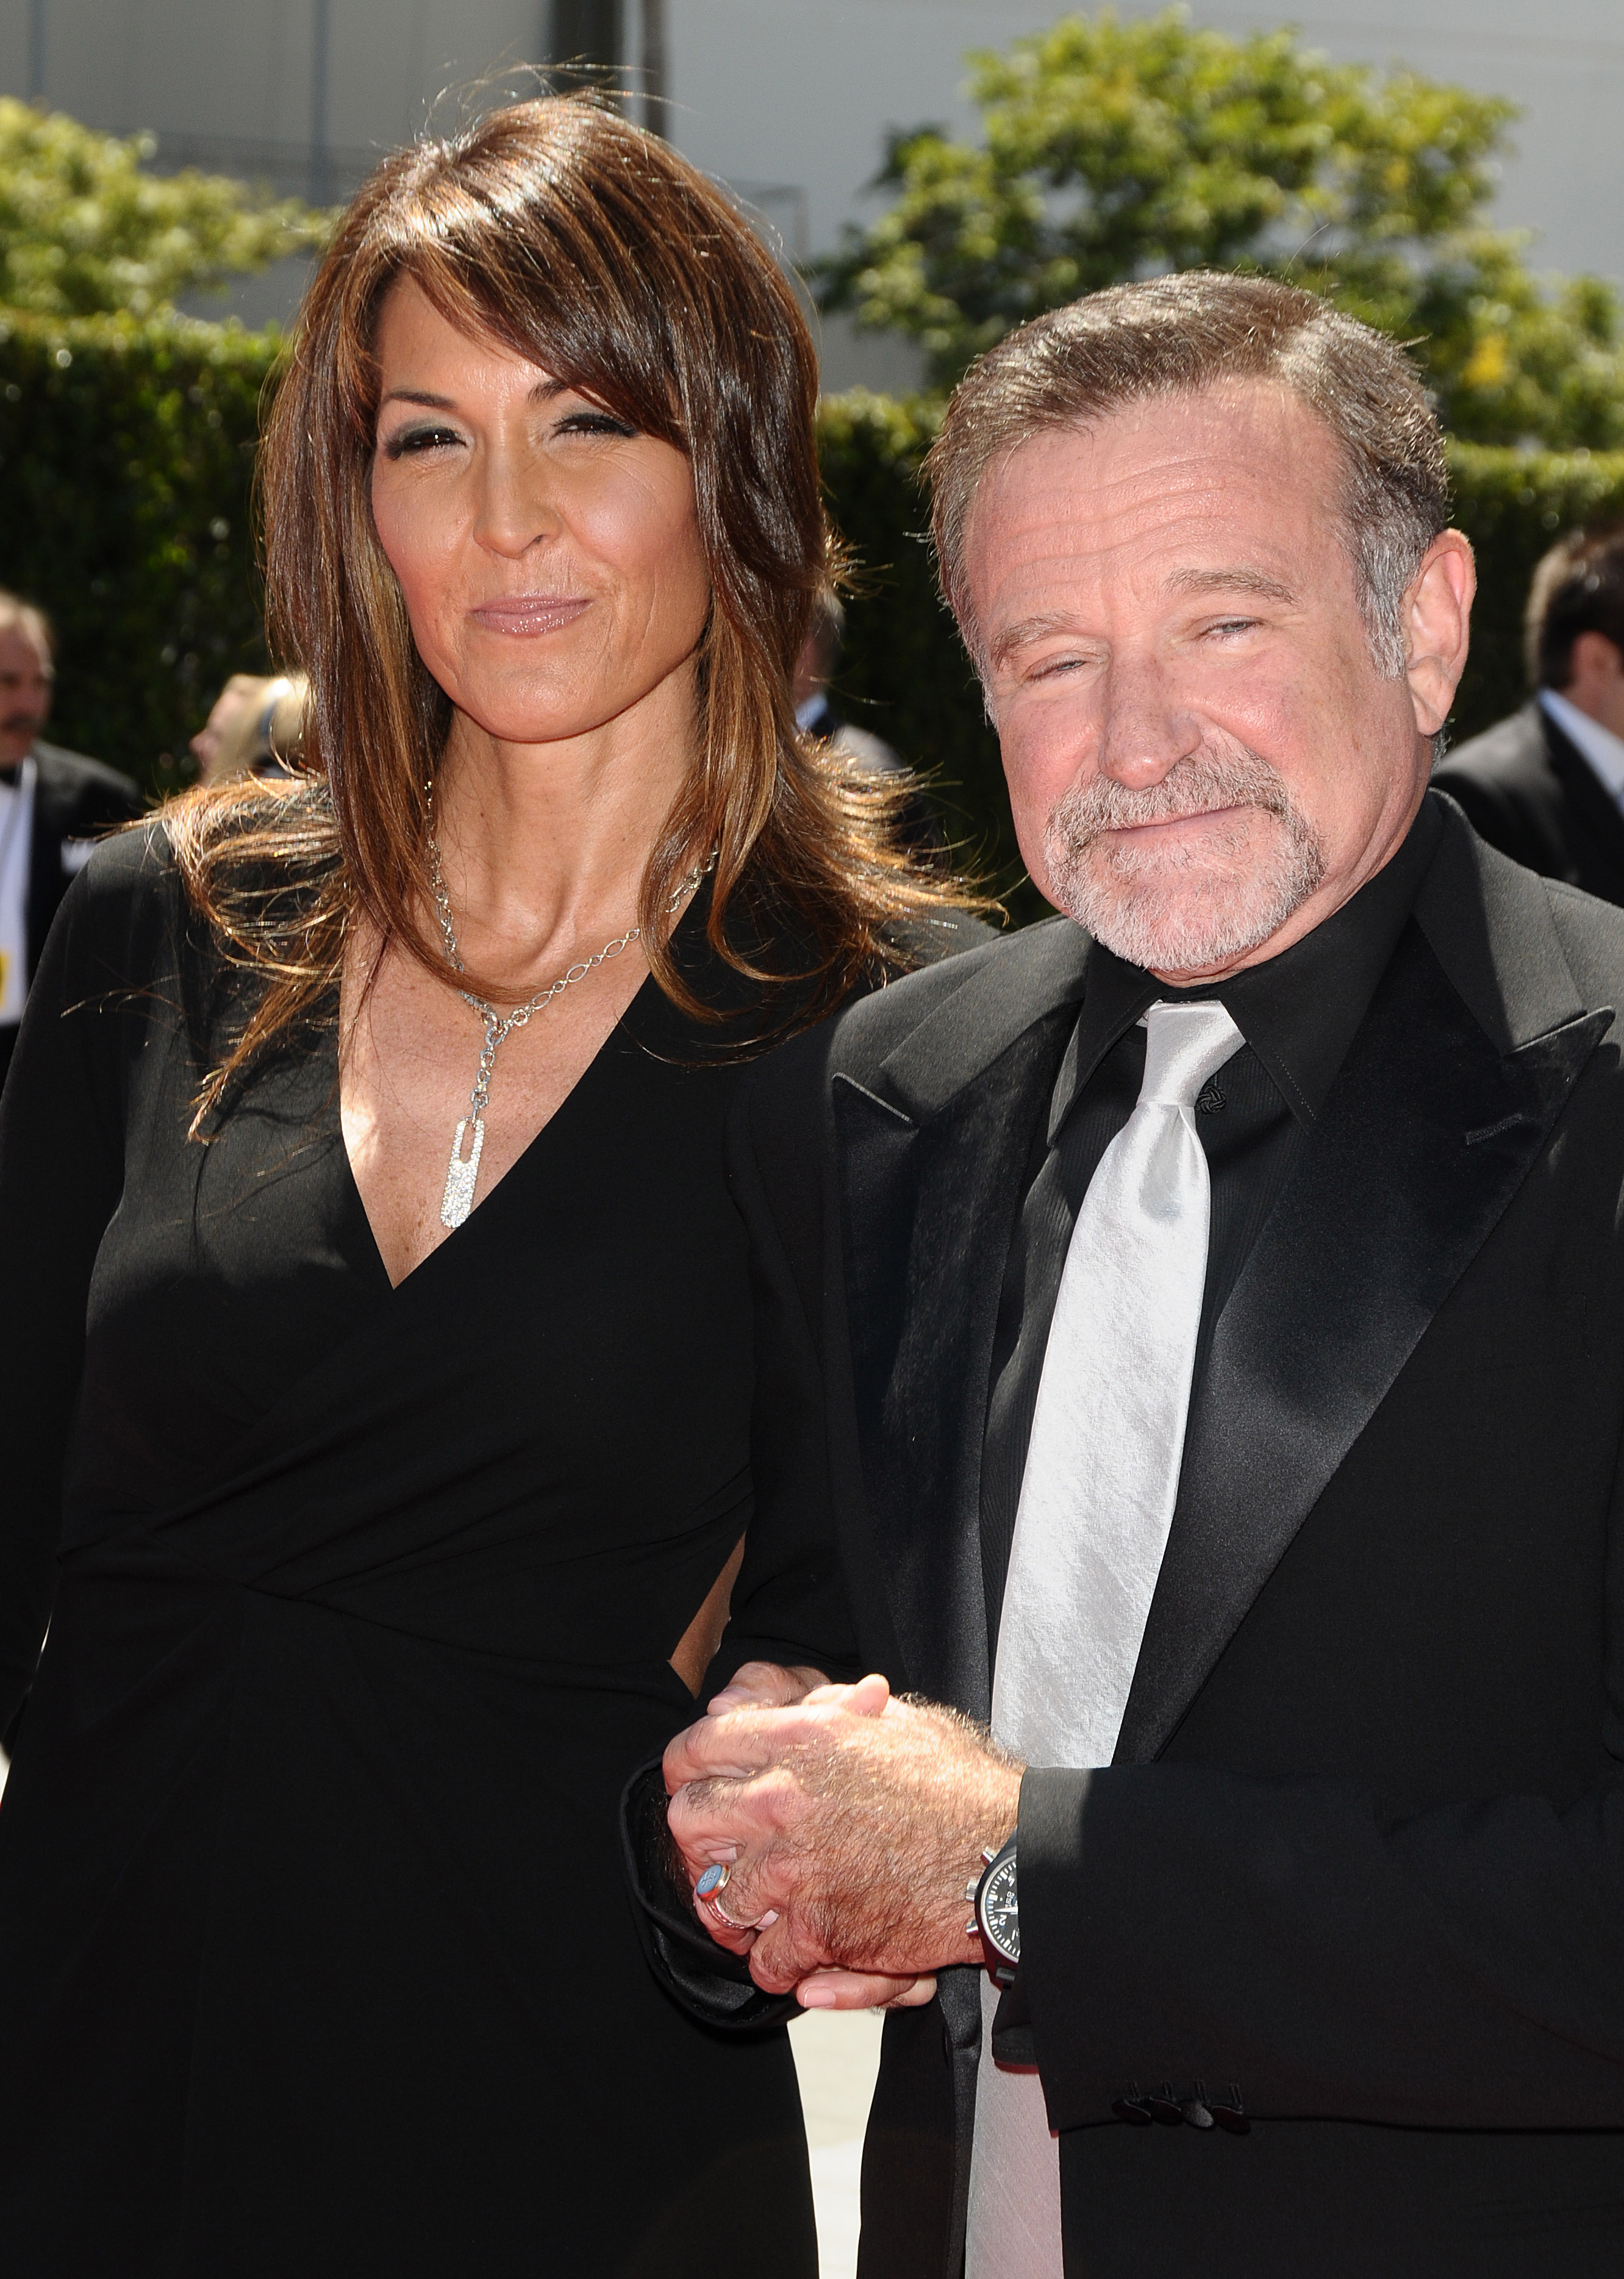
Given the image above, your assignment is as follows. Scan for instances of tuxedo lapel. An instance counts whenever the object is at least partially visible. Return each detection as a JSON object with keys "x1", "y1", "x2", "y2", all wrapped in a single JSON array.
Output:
[
  {"x1": 835, "y1": 925, "x2": 1089, "y2": 1714},
  {"x1": 1118, "y1": 830, "x2": 1610, "y2": 1763}
]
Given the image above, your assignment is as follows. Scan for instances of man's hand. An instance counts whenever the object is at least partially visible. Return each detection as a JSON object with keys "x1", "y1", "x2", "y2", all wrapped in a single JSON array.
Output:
[
  {"x1": 681, "y1": 1667, "x2": 939, "y2": 2008},
  {"x1": 663, "y1": 1674, "x2": 1022, "y2": 2000}
]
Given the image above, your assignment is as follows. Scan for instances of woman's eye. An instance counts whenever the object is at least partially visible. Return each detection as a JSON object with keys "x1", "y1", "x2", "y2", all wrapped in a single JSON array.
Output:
[
  {"x1": 556, "y1": 410, "x2": 638, "y2": 440},
  {"x1": 381, "y1": 424, "x2": 463, "y2": 460}
]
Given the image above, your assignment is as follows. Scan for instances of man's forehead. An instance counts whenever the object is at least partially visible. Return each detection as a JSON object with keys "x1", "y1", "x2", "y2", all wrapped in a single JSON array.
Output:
[
  {"x1": 965, "y1": 385, "x2": 1340, "y2": 620},
  {"x1": 973, "y1": 386, "x2": 1334, "y2": 537}
]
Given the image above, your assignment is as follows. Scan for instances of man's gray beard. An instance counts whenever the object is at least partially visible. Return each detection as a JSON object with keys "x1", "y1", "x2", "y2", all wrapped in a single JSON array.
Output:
[{"x1": 1042, "y1": 747, "x2": 1327, "y2": 975}]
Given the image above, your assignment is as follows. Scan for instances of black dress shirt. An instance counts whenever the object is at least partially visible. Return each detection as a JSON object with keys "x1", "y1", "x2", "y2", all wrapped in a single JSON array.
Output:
[{"x1": 979, "y1": 796, "x2": 1445, "y2": 1669}]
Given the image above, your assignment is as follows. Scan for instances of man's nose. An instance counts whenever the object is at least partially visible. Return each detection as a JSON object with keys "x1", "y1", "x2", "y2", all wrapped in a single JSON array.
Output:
[{"x1": 1094, "y1": 653, "x2": 1201, "y2": 786}]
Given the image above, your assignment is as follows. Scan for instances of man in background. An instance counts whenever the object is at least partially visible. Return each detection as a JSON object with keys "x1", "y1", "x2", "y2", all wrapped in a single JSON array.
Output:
[
  {"x1": 795, "y1": 590, "x2": 943, "y2": 854},
  {"x1": 1436, "y1": 524, "x2": 1624, "y2": 899},
  {"x1": 0, "y1": 592, "x2": 141, "y2": 1088},
  {"x1": 794, "y1": 589, "x2": 906, "y2": 773}
]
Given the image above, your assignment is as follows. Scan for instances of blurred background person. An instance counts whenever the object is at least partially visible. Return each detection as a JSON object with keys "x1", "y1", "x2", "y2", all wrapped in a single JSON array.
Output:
[
  {"x1": 189, "y1": 670, "x2": 307, "y2": 784},
  {"x1": 793, "y1": 588, "x2": 903, "y2": 772},
  {"x1": 1437, "y1": 526, "x2": 1624, "y2": 899},
  {"x1": 795, "y1": 588, "x2": 942, "y2": 852},
  {"x1": 0, "y1": 592, "x2": 141, "y2": 1087}
]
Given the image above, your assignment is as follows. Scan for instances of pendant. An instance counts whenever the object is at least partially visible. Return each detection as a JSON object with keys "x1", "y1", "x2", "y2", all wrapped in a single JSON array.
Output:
[{"x1": 440, "y1": 1116, "x2": 485, "y2": 1229}]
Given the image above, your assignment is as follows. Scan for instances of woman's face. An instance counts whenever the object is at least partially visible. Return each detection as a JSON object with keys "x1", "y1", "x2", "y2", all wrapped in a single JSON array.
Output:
[{"x1": 369, "y1": 277, "x2": 711, "y2": 750}]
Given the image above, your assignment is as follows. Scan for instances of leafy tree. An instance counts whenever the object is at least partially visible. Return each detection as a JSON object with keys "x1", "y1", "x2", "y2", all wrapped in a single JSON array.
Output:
[
  {"x1": 815, "y1": 8, "x2": 1624, "y2": 447},
  {"x1": 0, "y1": 98, "x2": 329, "y2": 319}
]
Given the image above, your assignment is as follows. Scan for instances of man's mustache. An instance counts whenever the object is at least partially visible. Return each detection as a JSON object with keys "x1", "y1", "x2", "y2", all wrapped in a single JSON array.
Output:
[
  {"x1": 1051, "y1": 750, "x2": 1294, "y2": 848},
  {"x1": 0, "y1": 711, "x2": 43, "y2": 737}
]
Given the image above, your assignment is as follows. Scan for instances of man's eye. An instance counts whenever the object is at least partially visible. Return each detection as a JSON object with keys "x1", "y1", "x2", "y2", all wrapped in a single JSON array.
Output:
[{"x1": 381, "y1": 425, "x2": 463, "y2": 459}]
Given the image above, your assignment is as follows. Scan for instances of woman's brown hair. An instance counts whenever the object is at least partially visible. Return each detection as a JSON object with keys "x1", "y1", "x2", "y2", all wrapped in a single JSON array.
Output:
[{"x1": 168, "y1": 96, "x2": 981, "y2": 1114}]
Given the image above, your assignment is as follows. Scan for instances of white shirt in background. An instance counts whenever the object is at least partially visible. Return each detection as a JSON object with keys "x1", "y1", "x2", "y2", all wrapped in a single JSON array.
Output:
[{"x1": 0, "y1": 757, "x2": 36, "y2": 1026}]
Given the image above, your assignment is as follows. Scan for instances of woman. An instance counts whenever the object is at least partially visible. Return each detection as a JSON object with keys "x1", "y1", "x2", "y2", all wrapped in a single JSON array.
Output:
[{"x1": 0, "y1": 99, "x2": 975, "y2": 2275}]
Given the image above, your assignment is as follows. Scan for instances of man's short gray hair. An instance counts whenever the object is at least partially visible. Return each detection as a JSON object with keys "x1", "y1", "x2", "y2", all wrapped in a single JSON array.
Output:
[
  {"x1": 0, "y1": 589, "x2": 53, "y2": 655},
  {"x1": 925, "y1": 272, "x2": 1450, "y2": 681}
]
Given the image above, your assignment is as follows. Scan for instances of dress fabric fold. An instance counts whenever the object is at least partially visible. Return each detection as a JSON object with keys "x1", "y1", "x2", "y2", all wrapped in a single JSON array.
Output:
[{"x1": 0, "y1": 830, "x2": 817, "y2": 2277}]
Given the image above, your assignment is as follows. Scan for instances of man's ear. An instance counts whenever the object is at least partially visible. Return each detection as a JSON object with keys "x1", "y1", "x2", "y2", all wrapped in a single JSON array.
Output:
[{"x1": 1404, "y1": 530, "x2": 1476, "y2": 738}]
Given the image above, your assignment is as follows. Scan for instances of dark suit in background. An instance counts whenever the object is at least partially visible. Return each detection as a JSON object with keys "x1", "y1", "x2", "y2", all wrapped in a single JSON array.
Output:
[
  {"x1": 693, "y1": 790, "x2": 1624, "y2": 2278},
  {"x1": 1434, "y1": 698, "x2": 1624, "y2": 900},
  {"x1": 0, "y1": 741, "x2": 141, "y2": 1089}
]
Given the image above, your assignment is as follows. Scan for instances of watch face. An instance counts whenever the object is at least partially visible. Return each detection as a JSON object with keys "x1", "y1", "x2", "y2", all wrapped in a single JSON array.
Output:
[{"x1": 979, "y1": 1855, "x2": 1020, "y2": 1964}]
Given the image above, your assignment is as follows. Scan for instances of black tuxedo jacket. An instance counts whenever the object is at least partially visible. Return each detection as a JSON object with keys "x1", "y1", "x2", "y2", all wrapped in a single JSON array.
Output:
[
  {"x1": 717, "y1": 795, "x2": 1624, "y2": 2278},
  {"x1": 0, "y1": 743, "x2": 141, "y2": 1090},
  {"x1": 1434, "y1": 699, "x2": 1624, "y2": 903}
]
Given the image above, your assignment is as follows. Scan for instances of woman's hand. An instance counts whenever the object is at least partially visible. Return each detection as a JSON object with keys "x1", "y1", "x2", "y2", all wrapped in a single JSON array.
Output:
[
  {"x1": 798, "y1": 1966, "x2": 938, "y2": 2012},
  {"x1": 706, "y1": 1659, "x2": 832, "y2": 1714}
]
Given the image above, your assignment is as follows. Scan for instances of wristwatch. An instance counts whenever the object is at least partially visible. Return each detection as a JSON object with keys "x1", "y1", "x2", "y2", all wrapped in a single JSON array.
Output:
[{"x1": 968, "y1": 1836, "x2": 1020, "y2": 1987}]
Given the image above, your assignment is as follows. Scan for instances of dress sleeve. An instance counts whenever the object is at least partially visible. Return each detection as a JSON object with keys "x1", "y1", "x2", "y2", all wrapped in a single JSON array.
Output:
[
  {"x1": 0, "y1": 833, "x2": 151, "y2": 1734},
  {"x1": 619, "y1": 1045, "x2": 862, "y2": 2021},
  {"x1": 706, "y1": 1055, "x2": 863, "y2": 1692}
]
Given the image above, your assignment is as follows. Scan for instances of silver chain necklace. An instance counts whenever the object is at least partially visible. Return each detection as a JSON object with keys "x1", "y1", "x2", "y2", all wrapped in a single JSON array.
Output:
[{"x1": 425, "y1": 828, "x2": 715, "y2": 1230}]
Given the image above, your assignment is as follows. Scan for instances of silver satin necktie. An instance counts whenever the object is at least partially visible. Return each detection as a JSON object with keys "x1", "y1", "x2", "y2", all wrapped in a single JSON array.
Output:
[{"x1": 965, "y1": 998, "x2": 1243, "y2": 2279}]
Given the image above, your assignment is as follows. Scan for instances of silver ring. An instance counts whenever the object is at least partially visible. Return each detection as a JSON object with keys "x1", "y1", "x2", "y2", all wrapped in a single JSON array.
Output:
[{"x1": 696, "y1": 1861, "x2": 753, "y2": 1929}]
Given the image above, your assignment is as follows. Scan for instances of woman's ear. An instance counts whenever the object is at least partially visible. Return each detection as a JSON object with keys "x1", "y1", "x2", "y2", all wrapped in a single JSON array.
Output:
[{"x1": 1405, "y1": 529, "x2": 1476, "y2": 739}]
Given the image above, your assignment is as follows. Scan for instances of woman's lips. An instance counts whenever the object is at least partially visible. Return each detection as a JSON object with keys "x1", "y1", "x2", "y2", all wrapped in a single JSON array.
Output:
[{"x1": 468, "y1": 596, "x2": 591, "y2": 635}]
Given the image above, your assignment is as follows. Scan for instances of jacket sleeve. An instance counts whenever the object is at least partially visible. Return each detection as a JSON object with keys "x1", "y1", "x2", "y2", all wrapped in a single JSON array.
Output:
[
  {"x1": 0, "y1": 840, "x2": 144, "y2": 1735},
  {"x1": 1015, "y1": 1689, "x2": 1624, "y2": 2133}
]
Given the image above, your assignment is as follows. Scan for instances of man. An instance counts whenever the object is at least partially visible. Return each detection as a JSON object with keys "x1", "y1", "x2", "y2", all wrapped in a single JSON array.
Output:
[
  {"x1": 795, "y1": 587, "x2": 942, "y2": 851},
  {"x1": 1436, "y1": 523, "x2": 1624, "y2": 898},
  {"x1": 795, "y1": 589, "x2": 906, "y2": 772},
  {"x1": 0, "y1": 593, "x2": 141, "y2": 1087},
  {"x1": 646, "y1": 275, "x2": 1624, "y2": 2277}
]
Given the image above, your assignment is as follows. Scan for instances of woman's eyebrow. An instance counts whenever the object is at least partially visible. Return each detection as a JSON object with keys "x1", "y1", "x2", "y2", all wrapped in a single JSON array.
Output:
[{"x1": 379, "y1": 381, "x2": 577, "y2": 410}]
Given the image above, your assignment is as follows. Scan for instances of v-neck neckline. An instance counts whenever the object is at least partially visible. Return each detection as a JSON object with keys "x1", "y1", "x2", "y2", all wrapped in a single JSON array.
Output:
[
  {"x1": 333, "y1": 870, "x2": 729, "y2": 1295},
  {"x1": 337, "y1": 956, "x2": 666, "y2": 1297}
]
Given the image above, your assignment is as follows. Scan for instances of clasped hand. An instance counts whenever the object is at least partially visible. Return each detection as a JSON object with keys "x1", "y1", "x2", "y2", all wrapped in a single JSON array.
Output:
[{"x1": 662, "y1": 1663, "x2": 1021, "y2": 2013}]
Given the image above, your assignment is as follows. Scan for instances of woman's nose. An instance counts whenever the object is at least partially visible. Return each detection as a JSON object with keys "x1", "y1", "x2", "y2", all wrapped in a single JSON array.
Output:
[{"x1": 472, "y1": 449, "x2": 562, "y2": 559}]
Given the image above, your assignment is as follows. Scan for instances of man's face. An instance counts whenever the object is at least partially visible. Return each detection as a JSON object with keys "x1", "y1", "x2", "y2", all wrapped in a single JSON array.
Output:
[
  {"x1": 965, "y1": 383, "x2": 1470, "y2": 982},
  {"x1": 0, "y1": 619, "x2": 53, "y2": 770}
]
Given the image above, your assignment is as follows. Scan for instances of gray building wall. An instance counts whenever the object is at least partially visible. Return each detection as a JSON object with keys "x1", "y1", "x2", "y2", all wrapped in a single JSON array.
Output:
[{"x1": 2, "y1": 1, "x2": 1619, "y2": 389}]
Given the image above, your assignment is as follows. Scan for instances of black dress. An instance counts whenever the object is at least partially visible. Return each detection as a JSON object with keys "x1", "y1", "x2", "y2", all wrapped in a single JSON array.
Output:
[{"x1": 0, "y1": 825, "x2": 820, "y2": 2276}]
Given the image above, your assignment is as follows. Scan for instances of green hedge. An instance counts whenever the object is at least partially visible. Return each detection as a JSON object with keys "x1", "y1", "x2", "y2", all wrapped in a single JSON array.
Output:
[
  {"x1": 4, "y1": 313, "x2": 1623, "y2": 903},
  {"x1": 0, "y1": 312, "x2": 274, "y2": 799}
]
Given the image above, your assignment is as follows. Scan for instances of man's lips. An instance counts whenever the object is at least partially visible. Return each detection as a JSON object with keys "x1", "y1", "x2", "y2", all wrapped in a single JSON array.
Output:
[
  {"x1": 468, "y1": 596, "x2": 591, "y2": 636},
  {"x1": 1095, "y1": 801, "x2": 1257, "y2": 845}
]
